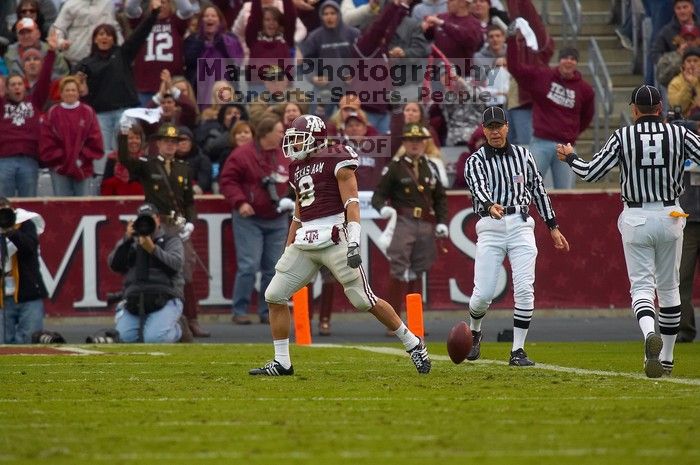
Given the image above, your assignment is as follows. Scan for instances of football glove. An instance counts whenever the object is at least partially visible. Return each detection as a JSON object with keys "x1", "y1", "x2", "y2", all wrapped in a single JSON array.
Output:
[{"x1": 347, "y1": 242, "x2": 361, "y2": 268}]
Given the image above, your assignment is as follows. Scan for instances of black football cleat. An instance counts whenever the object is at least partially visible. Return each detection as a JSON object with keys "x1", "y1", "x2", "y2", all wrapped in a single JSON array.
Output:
[
  {"x1": 509, "y1": 348, "x2": 535, "y2": 366},
  {"x1": 407, "y1": 339, "x2": 431, "y2": 374},
  {"x1": 661, "y1": 360, "x2": 674, "y2": 377},
  {"x1": 249, "y1": 360, "x2": 294, "y2": 376},
  {"x1": 466, "y1": 330, "x2": 482, "y2": 361},
  {"x1": 643, "y1": 332, "x2": 663, "y2": 378}
]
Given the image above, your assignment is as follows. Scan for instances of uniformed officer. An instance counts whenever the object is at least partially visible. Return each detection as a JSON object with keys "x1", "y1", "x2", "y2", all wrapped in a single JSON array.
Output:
[
  {"x1": 117, "y1": 123, "x2": 209, "y2": 338},
  {"x1": 371, "y1": 123, "x2": 449, "y2": 326}
]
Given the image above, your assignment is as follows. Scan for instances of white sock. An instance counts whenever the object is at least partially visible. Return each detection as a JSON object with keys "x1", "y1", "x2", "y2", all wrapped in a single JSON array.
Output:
[
  {"x1": 638, "y1": 316, "x2": 656, "y2": 338},
  {"x1": 660, "y1": 334, "x2": 676, "y2": 363},
  {"x1": 394, "y1": 323, "x2": 420, "y2": 351},
  {"x1": 512, "y1": 327, "x2": 528, "y2": 352},
  {"x1": 470, "y1": 316, "x2": 482, "y2": 332},
  {"x1": 273, "y1": 338, "x2": 291, "y2": 368}
]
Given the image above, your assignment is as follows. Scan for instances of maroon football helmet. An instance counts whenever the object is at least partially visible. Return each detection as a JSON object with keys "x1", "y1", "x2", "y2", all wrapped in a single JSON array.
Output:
[{"x1": 283, "y1": 115, "x2": 328, "y2": 160}]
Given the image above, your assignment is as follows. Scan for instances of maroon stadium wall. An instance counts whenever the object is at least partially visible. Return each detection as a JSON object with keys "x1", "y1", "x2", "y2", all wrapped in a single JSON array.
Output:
[{"x1": 17, "y1": 192, "x2": 700, "y2": 316}]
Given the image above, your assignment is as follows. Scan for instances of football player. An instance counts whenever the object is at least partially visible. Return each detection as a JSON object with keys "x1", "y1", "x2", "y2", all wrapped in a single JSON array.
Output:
[{"x1": 249, "y1": 114, "x2": 431, "y2": 376}]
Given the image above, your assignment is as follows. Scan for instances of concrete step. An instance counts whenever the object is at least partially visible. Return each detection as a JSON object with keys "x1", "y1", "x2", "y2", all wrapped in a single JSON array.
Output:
[
  {"x1": 551, "y1": 35, "x2": 625, "y2": 51},
  {"x1": 546, "y1": 11, "x2": 612, "y2": 25},
  {"x1": 549, "y1": 22, "x2": 617, "y2": 36},
  {"x1": 536, "y1": 0, "x2": 613, "y2": 14}
]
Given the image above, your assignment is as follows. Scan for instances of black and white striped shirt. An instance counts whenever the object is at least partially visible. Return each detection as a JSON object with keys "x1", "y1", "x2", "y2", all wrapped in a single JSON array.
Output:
[
  {"x1": 465, "y1": 142, "x2": 558, "y2": 229},
  {"x1": 565, "y1": 116, "x2": 700, "y2": 203}
]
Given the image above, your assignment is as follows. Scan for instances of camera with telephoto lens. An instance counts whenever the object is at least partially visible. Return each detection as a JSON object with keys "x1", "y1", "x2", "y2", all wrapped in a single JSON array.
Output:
[
  {"x1": 133, "y1": 213, "x2": 156, "y2": 236},
  {"x1": 261, "y1": 175, "x2": 281, "y2": 206},
  {"x1": 0, "y1": 207, "x2": 16, "y2": 230}
]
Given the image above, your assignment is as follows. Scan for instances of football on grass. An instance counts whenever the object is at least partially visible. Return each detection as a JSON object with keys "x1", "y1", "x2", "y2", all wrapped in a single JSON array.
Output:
[{"x1": 447, "y1": 321, "x2": 473, "y2": 364}]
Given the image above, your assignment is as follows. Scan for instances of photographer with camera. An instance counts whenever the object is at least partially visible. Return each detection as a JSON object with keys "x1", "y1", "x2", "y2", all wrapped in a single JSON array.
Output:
[
  {"x1": 219, "y1": 114, "x2": 290, "y2": 325},
  {"x1": 117, "y1": 122, "x2": 210, "y2": 338},
  {"x1": 0, "y1": 197, "x2": 48, "y2": 344},
  {"x1": 108, "y1": 203, "x2": 192, "y2": 343}
]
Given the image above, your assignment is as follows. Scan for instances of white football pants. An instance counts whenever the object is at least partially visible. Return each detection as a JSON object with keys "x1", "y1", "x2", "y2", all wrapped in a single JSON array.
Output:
[
  {"x1": 470, "y1": 215, "x2": 537, "y2": 313},
  {"x1": 618, "y1": 201, "x2": 686, "y2": 308}
]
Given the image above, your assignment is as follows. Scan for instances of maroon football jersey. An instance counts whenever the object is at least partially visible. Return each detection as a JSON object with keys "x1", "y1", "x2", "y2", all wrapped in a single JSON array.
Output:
[
  {"x1": 290, "y1": 145, "x2": 360, "y2": 222},
  {"x1": 131, "y1": 15, "x2": 188, "y2": 93}
]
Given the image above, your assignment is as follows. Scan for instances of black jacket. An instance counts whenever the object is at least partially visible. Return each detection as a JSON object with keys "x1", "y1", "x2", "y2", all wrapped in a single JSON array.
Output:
[
  {"x1": 108, "y1": 229, "x2": 184, "y2": 300},
  {"x1": 0, "y1": 220, "x2": 48, "y2": 305},
  {"x1": 179, "y1": 146, "x2": 213, "y2": 193},
  {"x1": 76, "y1": 9, "x2": 159, "y2": 112}
]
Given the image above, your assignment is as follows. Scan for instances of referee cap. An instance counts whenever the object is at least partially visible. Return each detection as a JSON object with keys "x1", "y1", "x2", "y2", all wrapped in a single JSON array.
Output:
[
  {"x1": 630, "y1": 85, "x2": 661, "y2": 106},
  {"x1": 482, "y1": 106, "x2": 507, "y2": 125}
]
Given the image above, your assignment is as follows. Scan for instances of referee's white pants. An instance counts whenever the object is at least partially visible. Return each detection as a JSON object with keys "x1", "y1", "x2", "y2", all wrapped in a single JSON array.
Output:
[
  {"x1": 618, "y1": 202, "x2": 686, "y2": 307},
  {"x1": 471, "y1": 215, "x2": 538, "y2": 314}
]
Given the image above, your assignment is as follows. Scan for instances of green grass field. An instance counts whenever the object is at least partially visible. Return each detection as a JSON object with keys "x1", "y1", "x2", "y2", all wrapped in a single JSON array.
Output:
[{"x1": 1, "y1": 341, "x2": 699, "y2": 465}]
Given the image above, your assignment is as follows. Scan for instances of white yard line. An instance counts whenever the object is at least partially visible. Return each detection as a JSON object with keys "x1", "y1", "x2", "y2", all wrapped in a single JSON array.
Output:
[{"x1": 314, "y1": 343, "x2": 700, "y2": 387}]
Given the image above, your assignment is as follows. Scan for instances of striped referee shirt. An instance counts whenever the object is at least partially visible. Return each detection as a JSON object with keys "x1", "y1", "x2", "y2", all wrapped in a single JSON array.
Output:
[
  {"x1": 564, "y1": 116, "x2": 700, "y2": 203},
  {"x1": 465, "y1": 142, "x2": 558, "y2": 229}
]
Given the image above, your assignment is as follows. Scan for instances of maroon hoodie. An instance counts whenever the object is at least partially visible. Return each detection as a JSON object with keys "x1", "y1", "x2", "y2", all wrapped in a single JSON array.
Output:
[
  {"x1": 0, "y1": 50, "x2": 55, "y2": 159},
  {"x1": 507, "y1": 36, "x2": 594, "y2": 145},
  {"x1": 219, "y1": 140, "x2": 290, "y2": 219}
]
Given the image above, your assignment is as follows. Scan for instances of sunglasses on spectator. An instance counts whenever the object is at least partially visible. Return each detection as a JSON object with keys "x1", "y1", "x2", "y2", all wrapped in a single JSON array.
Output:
[{"x1": 20, "y1": 9, "x2": 37, "y2": 14}]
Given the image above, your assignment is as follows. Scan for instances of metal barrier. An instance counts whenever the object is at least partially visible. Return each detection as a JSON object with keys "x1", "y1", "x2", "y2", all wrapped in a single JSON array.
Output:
[
  {"x1": 588, "y1": 37, "x2": 614, "y2": 152},
  {"x1": 561, "y1": 0, "x2": 582, "y2": 47},
  {"x1": 620, "y1": 110, "x2": 631, "y2": 127}
]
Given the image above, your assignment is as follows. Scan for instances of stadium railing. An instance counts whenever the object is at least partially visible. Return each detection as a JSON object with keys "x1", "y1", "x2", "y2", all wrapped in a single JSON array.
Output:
[{"x1": 588, "y1": 37, "x2": 613, "y2": 153}]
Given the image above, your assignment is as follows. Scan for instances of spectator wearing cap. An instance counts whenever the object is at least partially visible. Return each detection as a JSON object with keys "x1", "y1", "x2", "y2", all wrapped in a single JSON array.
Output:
[
  {"x1": 507, "y1": 41, "x2": 594, "y2": 189},
  {"x1": 656, "y1": 24, "x2": 700, "y2": 89},
  {"x1": 52, "y1": 0, "x2": 123, "y2": 68},
  {"x1": 669, "y1": 47, "x2": 700, "y2": 116},
  {"x1": 219, "y1": 114, "x2": 290, "y2": 325},
  {"x1": 39, "y1": 75, "x2": 104, "y2": 196},
  {"x1": 108, "y1": 202, "x2": 192, "y2": 343},
  {"x1": 75, "y1": 0, "x2": 161, "y2": 165},
  {"x1": 651, "y1": 0, "x2": 700, "y2": 73},
  {"x1": 0, "y1": 0, "x2": 57, "y2": 43},
  {"x1": 4, "y1": 17, "x2": 70, "y2": 81},
  {"x1": 0, "y1": 34, "x2": 56, "y2": 197},
  {"x1": 176, "y1": 126, "x2": 212, "y2": 194},
  {"x1": 327, "y1": 93, "x2": 377, "y2": 137},
  {"x1": 198, "y1": 103, "x2": 249, "y2": 165},
  {"x1": 371, "y1": 122, "x2": 448, "y2": 326}
]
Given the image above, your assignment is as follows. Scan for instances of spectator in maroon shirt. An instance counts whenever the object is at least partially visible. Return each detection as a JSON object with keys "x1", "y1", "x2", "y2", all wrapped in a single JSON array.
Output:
[
  {"x1": 507, "y1": 41, "x2": 594, "y2": 189},
  {"x1": 39, "y1": 75, "x2": 104, "y2": 196},
  {"x1": 0, "y1": 37, "x2": 55, "y2": 197},
  {"x1": 219, "y1": 115, "x2": 290, "y2": 325},
  {"x1": 422, "y1": 0, "x2": 483, "y2": 69},
  {"x1": 125, "y1": 0, "x2": 199, "y2": 105}
]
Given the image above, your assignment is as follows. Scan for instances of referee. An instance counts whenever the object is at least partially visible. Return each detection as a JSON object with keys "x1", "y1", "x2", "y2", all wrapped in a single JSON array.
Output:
[
  {"x1": 465, "y1": 107, "x2": 570, "y2": 367},
  {"x1": 557, "y1": 84, "x2": 700, "y2": 378}
]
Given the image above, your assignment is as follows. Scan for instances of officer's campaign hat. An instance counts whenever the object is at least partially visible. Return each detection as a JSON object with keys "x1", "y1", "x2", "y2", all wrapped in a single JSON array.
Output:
[
  {"x1": 400, "y1": 123, "x2": 431, "y2": 140},
  {"x1": 153, "y1": 123, "x2": 187, "y2": 140}
]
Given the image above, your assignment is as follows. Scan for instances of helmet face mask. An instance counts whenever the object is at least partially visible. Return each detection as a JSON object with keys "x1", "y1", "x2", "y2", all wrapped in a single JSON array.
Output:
[{"x1": 282, "y1": 115, "x2": 328, "y2": 160}]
